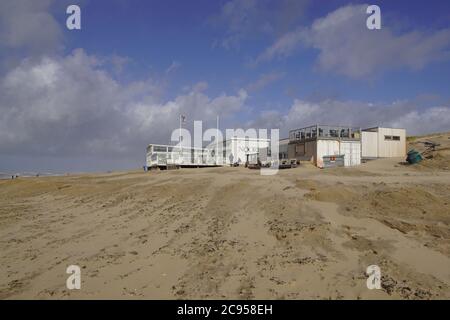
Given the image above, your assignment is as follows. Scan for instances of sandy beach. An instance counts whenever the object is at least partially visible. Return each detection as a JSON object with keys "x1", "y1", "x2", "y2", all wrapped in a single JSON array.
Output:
[{"x1": 1, "y1": 133, "x2": 449, "y2": 299}]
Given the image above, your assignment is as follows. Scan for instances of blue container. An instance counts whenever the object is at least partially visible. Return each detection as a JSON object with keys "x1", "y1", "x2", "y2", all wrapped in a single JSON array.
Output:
[{"x1": 406, "y1": 149, "x2": 423, "y2": 164}]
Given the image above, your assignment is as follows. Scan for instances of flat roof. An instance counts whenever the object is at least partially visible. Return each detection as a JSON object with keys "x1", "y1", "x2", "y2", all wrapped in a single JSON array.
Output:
[
  {"x1": 362, "y1": 127, "x2": 406, "y2": 131},
  {"x1": 147, "y1": 143, "x2": 206, "y2": 151},
  {"x1": 225, "y1": 136, "x2": 270, "y2": 141}
]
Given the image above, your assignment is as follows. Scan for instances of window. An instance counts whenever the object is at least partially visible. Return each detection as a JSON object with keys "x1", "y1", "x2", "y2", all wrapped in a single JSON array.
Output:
[
  {"x1": 385, "y1": 135, "x2": 400, "y2": 141},
  {"x1": 340, "y1": 129, "x2": 349, "y2": 138},
  {"x1": 289, "y1": 132, "x2": 294, "y2": 140},
  {"x1": 153, "y1": 146, "x2": 167, "y2": 152},
  {"x1": 318, "y1": 128, "x2": 324, "y2": 137},
  {"x1": 351, "y1": 128, "x2": 360, "y2": 139},
  {"x1": 306, "y1": 128, "x2": 311, "y2": 138}
]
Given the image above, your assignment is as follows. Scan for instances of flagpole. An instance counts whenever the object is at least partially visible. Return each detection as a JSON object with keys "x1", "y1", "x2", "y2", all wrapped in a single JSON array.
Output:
[
  {"x1": 216, "y1": 115, "x2": 219, "y2": 165},
  {"x1": 179, "y1": 115, "x2": 181, "y2": 144}
]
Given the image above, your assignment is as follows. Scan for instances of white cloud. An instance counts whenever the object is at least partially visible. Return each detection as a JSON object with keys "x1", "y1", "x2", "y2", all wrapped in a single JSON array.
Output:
[
  {"x1": 254, "y1": 4, "x2": 450, "y2": 78},
  {"x1": 211, "y1": 0, "x2": 309, "y2": 50},
  {"x1": 253, "y1": 27, "x2": 306, "y2": 64},
  {"x1": 250, "y1": 99, "x2": 450, "y2": 137},
  {"x1": 246, "y1": 71, "x2": 285, "y2": 91},
  {"x1": 108, "y1": 54, "x2": 131, "y2": 74},
  {"x1": 192, "y1": 81, "x2": 208, "y2": 92},
  {"x1": 165, "y1": 61, "x2": 181, "y2": 74},
  {"x1": 0, "y1": 0, "x2": 62, "y2": 55},
  {"x1": 0, "y1": 49, "x2": 249, "y2": 159}
]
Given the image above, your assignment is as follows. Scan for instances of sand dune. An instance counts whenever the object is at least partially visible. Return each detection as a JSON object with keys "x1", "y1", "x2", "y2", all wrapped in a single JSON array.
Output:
[{"x1": 0, "y1": 135, "x2": 449, "y2": 299}]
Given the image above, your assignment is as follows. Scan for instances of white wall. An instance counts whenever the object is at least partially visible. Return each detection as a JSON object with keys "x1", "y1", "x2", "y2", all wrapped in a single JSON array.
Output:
[
  {"x1": 377, "y1": 128, "x2": 406, "y2": 157},
  {"x1": 340, "y1": 141, "x2": 361, "y2": 166},
  {"x1": 316, "y1": 140, "x2": 340, "y2": 167},
  {"x1": 362, "y1": 128, "x2": 406, "y2": 158},
  {"x1": 230, "y1": 138, "x2": 269, "y2": 164},
  {"x1": 205, "y1": 137, "x2": 269, "y2": 165},
  {"x1": 316, "y1": 140, "x2": 361, "y2": 167},
  {"x1": 362, "y1": 131, "x2": 378, "y2": 158}
]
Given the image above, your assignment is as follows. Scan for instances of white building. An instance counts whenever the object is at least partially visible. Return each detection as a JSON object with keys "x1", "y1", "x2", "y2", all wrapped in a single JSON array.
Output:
[
  {"x1": 146, "y1": 136, "x2": 270, "y2": 169},
  {"x1": 146, "y1": 144, "x2": 216, "y2": 169},
  {"x1": 288, "y1": 125, "x2": 362, "y2": 168},
  {"x1": 361, "y1": 127, "x2": 406, "y2": 158},
  {"x1": 205, "y1": 136, "x2": 270, "y2": 165},
  {"x1": 146, "y1": 125, "x2": 406, "y2": 170}
]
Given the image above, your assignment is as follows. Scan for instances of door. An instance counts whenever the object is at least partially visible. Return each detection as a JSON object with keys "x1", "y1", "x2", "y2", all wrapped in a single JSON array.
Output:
[{"x1": 340, "y1": 141, "x2": 361, "y2": 166}]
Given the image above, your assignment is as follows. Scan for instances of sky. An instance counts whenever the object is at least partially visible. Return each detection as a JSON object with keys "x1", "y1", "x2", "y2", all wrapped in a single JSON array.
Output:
[{"x1": 1, "y1": 0, "x2": 450, "y2": 172}]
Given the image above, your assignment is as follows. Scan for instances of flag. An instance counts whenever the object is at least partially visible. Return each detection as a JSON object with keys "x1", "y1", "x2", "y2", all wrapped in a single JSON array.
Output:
[{"x1": 181, "y1": 115, "x2": 186, "y2": 123}]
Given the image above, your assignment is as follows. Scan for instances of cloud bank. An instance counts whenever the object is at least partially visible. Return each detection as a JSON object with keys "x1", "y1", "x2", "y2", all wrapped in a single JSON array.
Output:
[
  {"x1": 0, "y1": 0, "x2": 62, "y2": 58},
  {"x1": 255, "y1": 4, "x2": 450, "y2": 78},
  {"x1": 0, "y1": 49, "x2": 248, "y2": 159},
  {"x1": 249, "y1": 99, "x2": 450, "y2": 139}
]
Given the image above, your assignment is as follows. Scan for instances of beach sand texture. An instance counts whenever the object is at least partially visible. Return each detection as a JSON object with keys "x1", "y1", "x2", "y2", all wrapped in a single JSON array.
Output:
[{"x1": 1, "y1": 133, "x2": 449, "y2": 299}]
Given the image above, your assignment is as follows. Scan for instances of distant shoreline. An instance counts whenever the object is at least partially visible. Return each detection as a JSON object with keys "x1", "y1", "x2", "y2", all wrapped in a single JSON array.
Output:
[{"x1": 0, "y1": 172, "x2": 66, "y2": 180}]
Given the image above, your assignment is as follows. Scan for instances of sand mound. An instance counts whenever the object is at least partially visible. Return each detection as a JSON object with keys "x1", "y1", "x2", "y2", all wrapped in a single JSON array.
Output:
[
  {"x1": 408, "y1": 132, "x2": 450, "y2": 170},
  {"x1": 304, "y1": 185, "x2": 357, "y2": 202}
]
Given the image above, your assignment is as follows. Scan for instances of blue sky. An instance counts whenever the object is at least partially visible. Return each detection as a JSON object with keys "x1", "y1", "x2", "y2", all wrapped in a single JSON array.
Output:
[
  {"x1": 59, "y1": 0, "x2": 450, "y2": 102},
  {"x1": 1, "y1": 0, "x2": 450, "y2": 172},
  {"x1": 68, "y1": 1, "x2": 448, "y2": 99}
]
